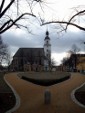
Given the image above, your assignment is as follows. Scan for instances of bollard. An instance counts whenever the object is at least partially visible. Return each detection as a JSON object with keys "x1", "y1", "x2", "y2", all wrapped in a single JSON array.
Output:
[{"x1": 44, "y1": 89, "x2": 51, "y2": 104}]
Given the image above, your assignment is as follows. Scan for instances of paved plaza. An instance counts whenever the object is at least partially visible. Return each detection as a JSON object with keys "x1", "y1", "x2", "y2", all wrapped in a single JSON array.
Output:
[{"x1": 5, "y1": 72, "x2": 85, "y2": 113}]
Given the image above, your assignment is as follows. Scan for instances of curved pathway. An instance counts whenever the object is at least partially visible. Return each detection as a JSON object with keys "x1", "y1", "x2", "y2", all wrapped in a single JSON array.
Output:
[{"x1": 5, "y1": 72, "x2": 85, "y2": 113}]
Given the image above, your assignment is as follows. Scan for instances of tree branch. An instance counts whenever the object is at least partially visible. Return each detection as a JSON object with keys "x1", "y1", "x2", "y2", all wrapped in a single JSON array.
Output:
[
  {"x1": 66, "y1": 9, "x2": 85, "y2": 30},
  {"x1": 0, "y1": 13, "x2": 36, "y2": 34},
  {"x1": 0, "y1": 0, "x2": 15, "y2": 18},
  {"x1": 0, "y1": 19, "x2": 13, "y2": 31},
  {"x1": 41, "y1": 21, "x2": 85, "y2": 31},
  {"x1": 69, "y1": 10, "x2": 85, "y2": 23},
  {"x1": 0, "y1": 0, "x2": 5, "y2": 13}
]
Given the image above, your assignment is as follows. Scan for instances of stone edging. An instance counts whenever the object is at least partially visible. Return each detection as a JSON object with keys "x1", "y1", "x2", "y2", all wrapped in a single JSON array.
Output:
[
  {"x1": 71, "y1": 82, "x2": 85, "y2": 108},
  {"x1": 4, "y1": 75, "x2": 20, "y2": 113}
]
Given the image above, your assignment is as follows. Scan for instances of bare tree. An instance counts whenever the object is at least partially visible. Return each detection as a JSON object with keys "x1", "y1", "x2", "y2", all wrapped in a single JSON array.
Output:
[
  {"x1": 41, "y1": 8, "x2": 85, "y2": 32},
  {"x1": 63, "y1": 44, "x2": 80, "y2": 71},
  {"x1": 51, "y1": 58, "x2": 56, "y2": 66},
  {"x1": 61, "y1": 57, "x2": 66, "y2": 64},
  {"x1": 0, "y1": 43, "x2": 8, "y2": 65},
  {"x1": 0, "y1": 0, "x2": 41, "y2": 34},
  {"x1": 71, "y1": 44, "x2": 80, "y2": 54},
  {"x1": 66, "y1": 44, "x2": 80, "y2": 57},
  {"x1": 50, "y1": 58, "x2": 57, "y2": 71},
  {"x1": 1, "y1": 0, "x2": 85, "y2": 34},
  {"x1": 4, "y1": 50, "x2": 12, "y2": 71},
  {"x1": 5, "y1": 50, "x2": 11, "y2": 66}
]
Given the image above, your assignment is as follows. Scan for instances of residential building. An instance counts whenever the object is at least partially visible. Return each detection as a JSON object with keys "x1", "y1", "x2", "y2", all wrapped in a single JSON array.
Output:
[{"x1": 62, "y1": 54, "x2": 85, "y2": 72}]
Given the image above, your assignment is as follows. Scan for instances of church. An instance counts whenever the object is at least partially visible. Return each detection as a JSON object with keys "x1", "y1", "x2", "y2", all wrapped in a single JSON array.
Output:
[{"x1": 11, "y1": 31, "x2": 51, "y2": 71}]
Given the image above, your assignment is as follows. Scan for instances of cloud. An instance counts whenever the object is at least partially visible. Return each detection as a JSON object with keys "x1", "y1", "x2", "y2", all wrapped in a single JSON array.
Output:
[
  {"x1": 50, "y1": 30, "x2": 85, "y2": 53},
  {"x1": 2, "y1": 25, "x2": 85, "y2": 65}
]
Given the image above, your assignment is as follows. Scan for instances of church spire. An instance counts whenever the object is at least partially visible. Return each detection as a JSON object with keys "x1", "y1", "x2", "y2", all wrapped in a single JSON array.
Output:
[
  {"x1": 44, "y1": 30, "x2": 50, "y2": 40},
  {"x1": 46, "y1": 30, "x2": 49, "y2": 36}
]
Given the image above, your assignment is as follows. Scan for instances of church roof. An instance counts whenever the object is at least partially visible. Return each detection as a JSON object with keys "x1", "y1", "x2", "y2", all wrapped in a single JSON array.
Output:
[{"x1": 14, "y1": 48, "x2": 44, "y2": 57}]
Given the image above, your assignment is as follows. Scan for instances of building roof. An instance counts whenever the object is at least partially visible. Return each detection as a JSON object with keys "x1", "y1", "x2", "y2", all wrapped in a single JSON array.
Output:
[
  {"x1": 71, "y1": 54, "x2": 85, "y2": 57},
  {"x1": 13, "y1": 48, "x2": 44, "y2": 57}
]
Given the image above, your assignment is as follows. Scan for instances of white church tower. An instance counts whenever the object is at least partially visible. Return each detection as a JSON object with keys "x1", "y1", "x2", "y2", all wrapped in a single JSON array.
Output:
[
  {"x1": 0, "y1": 35, "x2": 3, "y2": 46},
  {"x1": 44, "y1": 31, "x2": 51, "y2": 70}
]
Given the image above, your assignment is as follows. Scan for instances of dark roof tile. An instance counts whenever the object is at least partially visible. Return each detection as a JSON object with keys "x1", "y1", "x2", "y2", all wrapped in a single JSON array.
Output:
[{"x1": 14, "y1": 48, "x2": 44, "y2": 57}]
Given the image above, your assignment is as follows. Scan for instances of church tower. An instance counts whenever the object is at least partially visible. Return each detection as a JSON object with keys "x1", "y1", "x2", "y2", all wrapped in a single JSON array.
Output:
[
  {"x1": 0, "y1": 35, "x2": 3, "y2": 46},
  {"x1": 44, "y1": 31, "x2": 51, "y2": 69}
]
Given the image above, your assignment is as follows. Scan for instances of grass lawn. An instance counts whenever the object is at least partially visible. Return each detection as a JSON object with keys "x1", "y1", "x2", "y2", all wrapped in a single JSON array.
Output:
[
  {"x1": 0, "y1": 72, "x2": 16, "y2": 113},
  {"x1": 75, "y1": 83, "x2": 85, "y2": 105}
]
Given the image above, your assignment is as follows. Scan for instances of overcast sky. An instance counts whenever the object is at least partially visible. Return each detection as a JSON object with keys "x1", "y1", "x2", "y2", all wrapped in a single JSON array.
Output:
[{"x1": 1, "y1": 0, "x2": 85, "y2": 65}]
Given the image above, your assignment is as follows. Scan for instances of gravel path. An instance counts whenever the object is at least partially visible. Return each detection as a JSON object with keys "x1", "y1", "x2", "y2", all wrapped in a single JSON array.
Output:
[{"x1": 5, "y1": 72, "x2": 85, "y2": 113}]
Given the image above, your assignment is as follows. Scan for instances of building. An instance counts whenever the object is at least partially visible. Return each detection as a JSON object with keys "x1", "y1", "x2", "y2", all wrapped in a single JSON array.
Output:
[
  {"x1": 11, "y1": 31, "x2": 51, "y2": 71},
  {"x1": 76, "y1": 54, "x2": 85, "y2": 72},
  {"x1": 11, "y1": 48, "x2": 45, "y2": 71},
  {"x1": 44, "y1": 31, "x2": 51, "y2": 70},
  {"x1": 62, "y1": 54, "x2": 85, "y2": 72}
]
